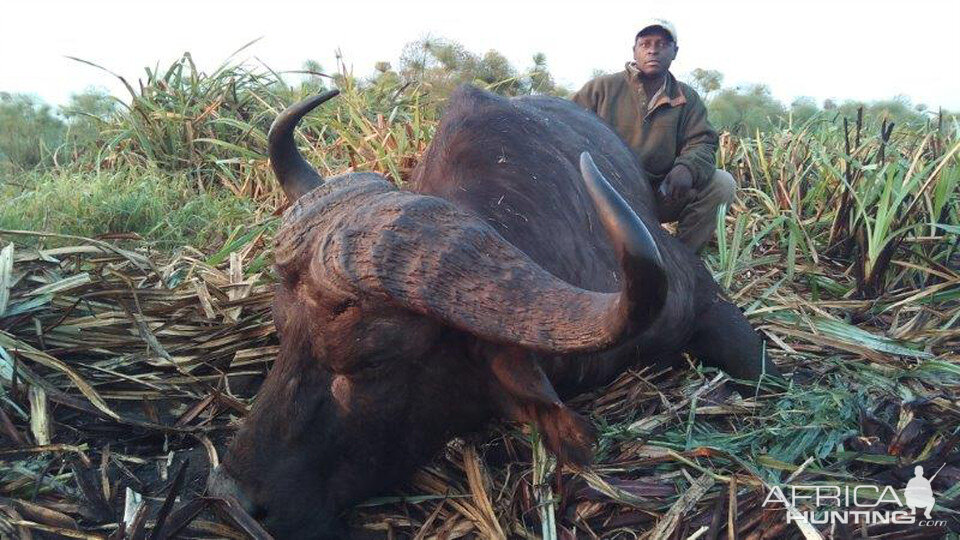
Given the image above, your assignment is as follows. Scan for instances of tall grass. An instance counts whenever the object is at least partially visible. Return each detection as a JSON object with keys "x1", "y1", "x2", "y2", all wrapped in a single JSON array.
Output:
[
  {"x1": 0, "y1": 166, "x2": 259, "y2": 249},
  {"x1": 3, "y1": 52, "x2": 958, "y2": 300},
  {"x1": 0, "y1": 50, "x2": 443, "y2": 250},
  {"x1": 714, "y1": 111, "x2": 959, "y2": 299}
]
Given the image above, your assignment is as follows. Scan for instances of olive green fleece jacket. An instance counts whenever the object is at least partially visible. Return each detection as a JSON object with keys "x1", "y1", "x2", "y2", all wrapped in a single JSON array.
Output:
[{"x1": 572, "y1": 64, "x2": 719, "y2": 189}]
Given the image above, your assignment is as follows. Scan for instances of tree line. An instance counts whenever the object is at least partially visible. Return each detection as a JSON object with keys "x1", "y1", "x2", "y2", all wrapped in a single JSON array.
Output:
[{"x1": 0, "y1": 37, "x2": 951, "y2": 172}]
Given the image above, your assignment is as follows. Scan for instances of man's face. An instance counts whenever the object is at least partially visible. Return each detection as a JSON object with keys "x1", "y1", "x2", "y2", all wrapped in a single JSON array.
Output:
[{"x1": 633, "y1": 28, "x2": 677, "y2": 78}]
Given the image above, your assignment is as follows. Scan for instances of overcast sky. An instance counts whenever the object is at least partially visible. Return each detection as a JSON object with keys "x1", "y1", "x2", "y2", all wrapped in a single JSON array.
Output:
[{"x1": 2, "y1": 0, "x2": 959, "y2": 111}]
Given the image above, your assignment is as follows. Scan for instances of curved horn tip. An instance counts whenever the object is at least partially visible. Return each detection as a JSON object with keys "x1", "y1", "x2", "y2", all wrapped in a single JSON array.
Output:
[
  {"x1": 578, "y1": 152, "x2": 610, "y2": 188},
  {"x1": 579, "y1": 151, "x2": 596, "y2": 176},
  {"x1": 269, "y1": 90, "x2": 341, "y2": 203},
  {"x1": 578, "y1": 151, "x2": 664, "y2": 268},
  {"x1": 269, "y1": 89, "x2": 341, "y2": 140}
]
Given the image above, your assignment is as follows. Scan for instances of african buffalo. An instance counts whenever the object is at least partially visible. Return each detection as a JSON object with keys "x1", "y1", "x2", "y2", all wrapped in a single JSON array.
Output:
[{"x1": 208, "y1": 85, "x2": 779, "y2": 538}]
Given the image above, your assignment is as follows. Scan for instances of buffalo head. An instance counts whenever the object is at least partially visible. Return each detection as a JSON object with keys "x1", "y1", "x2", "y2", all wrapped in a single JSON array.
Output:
[{"x1": 208, "y1": 90, "x2": 670, "y2": 538}]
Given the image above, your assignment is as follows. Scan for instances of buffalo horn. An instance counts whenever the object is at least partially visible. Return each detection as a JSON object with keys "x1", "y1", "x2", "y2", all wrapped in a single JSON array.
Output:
[
  {"x1": 272, "y1": 98, "x2": 669, "y2": 355},
  {"x1": 268, "y1": 89, "x2": 340, "y2": 203},
  {"x1": 579, "y1": 152, "x2": 667, "y2": 332}
]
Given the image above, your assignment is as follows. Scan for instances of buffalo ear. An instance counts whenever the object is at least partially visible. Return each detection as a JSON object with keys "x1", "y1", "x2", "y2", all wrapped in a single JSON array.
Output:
[{"x1": 486, "y1": 346, "x2": 596, "y2": 466}]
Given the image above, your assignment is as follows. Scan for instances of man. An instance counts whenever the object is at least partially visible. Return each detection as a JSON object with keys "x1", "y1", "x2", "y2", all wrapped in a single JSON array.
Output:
[{"x1": 572, "y1": 19, "x2": 733, "y2": 252}]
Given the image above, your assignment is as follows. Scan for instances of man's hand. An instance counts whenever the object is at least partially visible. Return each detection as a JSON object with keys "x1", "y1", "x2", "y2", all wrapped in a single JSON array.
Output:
[{"x1": 659, "y1": 164, "x2": 694, "y2": 202}]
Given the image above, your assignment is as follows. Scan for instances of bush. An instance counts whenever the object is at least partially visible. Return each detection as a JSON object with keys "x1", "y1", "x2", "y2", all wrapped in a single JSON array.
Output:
[
  {"x1": 0, "y1": 166, "x2": 259, "y2": 249},
  {"x1": 789, "y1": 97, "x2": 820, "y2": 126},
  {"x1": 58, "y1": 87, "x2": 120, "y2": 160},
  {"x1": 707, "y1": 84, "x2": 785, "y2": 135},
  {"x1": 0, "y1": 93, "x2": 65, "y2": 170},
  {"x1": 397, "y1": 36, "x2": 569, "y2": 99}
]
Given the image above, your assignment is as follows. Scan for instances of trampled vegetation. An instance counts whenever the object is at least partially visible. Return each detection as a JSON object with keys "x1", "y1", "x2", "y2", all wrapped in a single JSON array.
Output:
[{"x1": 1, "y1": 40, "x2": 958, "y2": 538}]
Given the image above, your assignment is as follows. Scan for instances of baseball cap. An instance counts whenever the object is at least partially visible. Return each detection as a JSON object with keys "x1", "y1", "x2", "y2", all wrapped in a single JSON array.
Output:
[{"x1": 636, "y1": 18, "x2": 677, "y2": 43}]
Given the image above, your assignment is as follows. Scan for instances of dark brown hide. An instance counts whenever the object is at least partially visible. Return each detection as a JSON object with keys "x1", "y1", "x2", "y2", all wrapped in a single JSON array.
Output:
[
  {"x1": 409, "y1": 88, "x2": 777, "y2": 392},
  {"x1": 210, "y1": 86, "x2": 778, "y2": 539}
]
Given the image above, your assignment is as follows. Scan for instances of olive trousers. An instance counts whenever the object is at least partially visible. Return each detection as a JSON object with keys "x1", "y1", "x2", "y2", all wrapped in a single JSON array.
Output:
[{"x1": 654, "y1": 169, "x2": 736, "y2": 252}]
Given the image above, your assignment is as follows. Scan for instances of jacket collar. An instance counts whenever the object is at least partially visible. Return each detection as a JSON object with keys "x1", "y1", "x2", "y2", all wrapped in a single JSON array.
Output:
[{"x1": 624, "y1": 62, "x2": 687, "y2": 110}]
